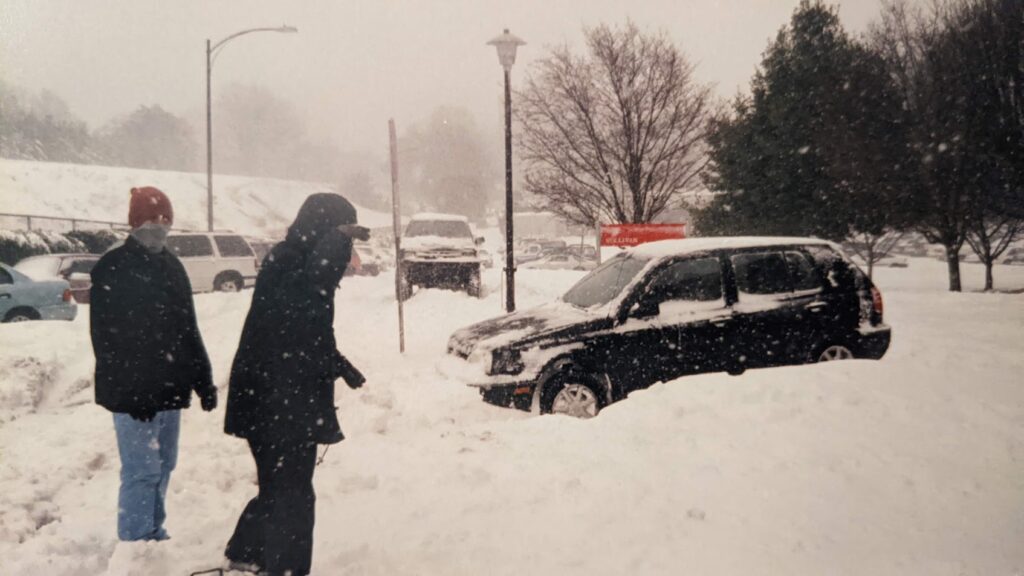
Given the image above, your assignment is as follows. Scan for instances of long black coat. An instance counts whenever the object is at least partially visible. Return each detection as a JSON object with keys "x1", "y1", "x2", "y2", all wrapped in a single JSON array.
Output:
[
  {"x1": 225, "y1": 193, "x2": 358, "y2": 445},
  {"x1": 90, "y1": 236, "x2": 214, "y2": 413}
]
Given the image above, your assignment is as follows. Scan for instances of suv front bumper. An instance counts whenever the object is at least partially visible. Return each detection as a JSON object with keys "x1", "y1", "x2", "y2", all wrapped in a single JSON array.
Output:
[{"x1": 403, "y1": 261, "x2": 479, "y2": 288}]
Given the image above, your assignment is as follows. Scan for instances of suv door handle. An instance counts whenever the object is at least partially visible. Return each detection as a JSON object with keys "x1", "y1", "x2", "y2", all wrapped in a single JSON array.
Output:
[
  {"x1": 0, "y1": 293, "x2": 10, "y2": 299},
  {"x1": 805, "y1": 302, "x2": 827, "y2": 312}
]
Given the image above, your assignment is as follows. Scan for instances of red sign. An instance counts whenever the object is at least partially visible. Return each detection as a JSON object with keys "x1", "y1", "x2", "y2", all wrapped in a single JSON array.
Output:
[{"x1": 600, "y1": 223, "x2": 686, "y2": 247}]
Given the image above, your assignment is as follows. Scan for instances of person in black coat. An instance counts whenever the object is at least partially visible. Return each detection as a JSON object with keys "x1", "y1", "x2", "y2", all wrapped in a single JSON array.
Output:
[
  {"x1": 224, "y1": 192, "x2": 367, "y2": 576},
  {"x1": 90, "y1": 186, "x2": 217, "y2": 541}
]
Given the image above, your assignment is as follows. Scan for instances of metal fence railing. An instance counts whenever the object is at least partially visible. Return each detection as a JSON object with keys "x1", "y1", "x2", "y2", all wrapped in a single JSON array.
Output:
[{"x1": 0, "y1": 212, "x2": 131, "y2": 233}]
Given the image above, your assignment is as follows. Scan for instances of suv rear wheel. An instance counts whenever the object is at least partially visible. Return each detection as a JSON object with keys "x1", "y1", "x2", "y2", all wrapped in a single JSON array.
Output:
[
  {"x1": 215, "y1": 272, "x2": 243, "y2": 293},
  {"x1": 817, "y1": 344, "x2": 854, "y2": 362}
]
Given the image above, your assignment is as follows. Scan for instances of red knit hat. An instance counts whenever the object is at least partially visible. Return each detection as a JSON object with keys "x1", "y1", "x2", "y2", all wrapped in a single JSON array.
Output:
[{"x1": 128, "y1": 187, "x2": 174, "y2": 229}]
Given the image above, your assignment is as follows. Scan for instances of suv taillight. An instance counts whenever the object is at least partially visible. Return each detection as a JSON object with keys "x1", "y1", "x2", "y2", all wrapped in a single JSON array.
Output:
[
  {"x1": 870, "y1": 286, "x2": 884, "y2": 317},
  {"x1": 62, "y1": 288, "x2": 73, "y2": 303}
]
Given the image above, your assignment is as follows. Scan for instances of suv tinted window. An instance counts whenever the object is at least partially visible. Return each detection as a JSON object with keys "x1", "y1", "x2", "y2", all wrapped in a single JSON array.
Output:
[
  {"x1": 405, "y1": 220, "x2": 472, "y2": 238},
  {"x1": 646, "y1": 257, "x2": 722, "y2": 302},
  {"x1": 731, "y1": 252, "x2": 790, "y2": 294},
  {"x1": 785, "y1": 251, "x2": 821, "y2": 291},
  {"x1": 214, "y1": 235, "x2": 254, "y2": 257},
  {"x1": 167, "y1": 235, "x2": 213, "y2": 257},
  {"x1": 0, "y1": 268, "x2": 12, "y2": 284}
]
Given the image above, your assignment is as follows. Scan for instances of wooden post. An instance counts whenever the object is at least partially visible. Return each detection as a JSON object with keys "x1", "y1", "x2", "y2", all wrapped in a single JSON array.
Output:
[{"x1": 389, "y1": 119, "x2": 406, "y2": 353}]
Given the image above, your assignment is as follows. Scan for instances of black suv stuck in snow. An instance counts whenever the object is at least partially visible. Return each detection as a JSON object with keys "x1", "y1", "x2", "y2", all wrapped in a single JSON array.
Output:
[{"x1": 443, "y1": 237, "x2": 890, "y2": 418}]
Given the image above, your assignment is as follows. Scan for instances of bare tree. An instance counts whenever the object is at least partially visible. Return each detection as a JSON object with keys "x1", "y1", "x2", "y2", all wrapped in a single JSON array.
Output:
[
  {"x1": 844, "y1": 230, "x2": 905, "y2": 280},
  {"x1": 516, "y1": 22, "x2": 713, "y2": 226},
  {"x1": 871, "y1": 0, "x2": 1024, "y2": 291},
  {"x1": 966, "y1": 214, "x2": 1024, "y2": 291}
]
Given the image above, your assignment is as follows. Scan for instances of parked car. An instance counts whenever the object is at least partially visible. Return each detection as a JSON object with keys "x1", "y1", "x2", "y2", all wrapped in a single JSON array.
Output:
[
  {"x1": 361, "y1": 242, "x2": 391, "y2": 275},
  {"x1": 13, "y1": 253, "x2": 99, "y2": 303},
  {"x1": 520, "y1": 253, "x2": 597, "y2": 271},
  {"x1": 398, "y1": 213, "x2": 484, "y2": 300},
  {"x1": 0, "y1": 263, "x2": 77, "y2": 323},
  {"x1": 165, "y1": 232, "x2": 258, "y2": 293},
  {"x1": 515, "y1": 242, "x2": 545, "y2": 265},
  {"x1": 443, "y1": 237, "x2": 890, "y2": 418},
  {"x1": 566, "y1": 244, "x2": 598, "y2": 260},
  {"x1": 345, "y1": 244, "x2": 384, "y2": 277},
  {"x1": 537, "y1": 240, "x2": 568, "y2": 256},
  {"x1": 245, "y1": 237, "x2": 277, "y2": 269}
]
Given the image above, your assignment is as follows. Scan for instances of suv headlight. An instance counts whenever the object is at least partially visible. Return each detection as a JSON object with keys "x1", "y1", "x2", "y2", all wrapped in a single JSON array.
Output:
[{"x1": 490, "y1": 349, "x2": 524, "y2": 375}]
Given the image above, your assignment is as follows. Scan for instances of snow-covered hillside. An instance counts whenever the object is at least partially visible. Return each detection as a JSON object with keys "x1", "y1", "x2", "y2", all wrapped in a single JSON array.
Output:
[
  {"x1": 2, "y1": 258, "x2": 1023, "y2": 575},
  {"x1": 0, "y1": 159, "x2": 393, "y2": 238}
]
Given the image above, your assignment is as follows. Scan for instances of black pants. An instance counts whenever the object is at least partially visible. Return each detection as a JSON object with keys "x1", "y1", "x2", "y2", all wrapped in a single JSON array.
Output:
[{"x1": 226, "y1": 437, "x2": 317, "y2": 576}]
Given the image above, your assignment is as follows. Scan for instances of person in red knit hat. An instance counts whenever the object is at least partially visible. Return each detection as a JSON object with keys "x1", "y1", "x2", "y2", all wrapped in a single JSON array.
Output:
[
  {"x1": 89, "y1": 186, "x2": 217, "y2": 541},
  {"x1": 127, "y1": 186, "x2": 174, "y2": 230}
]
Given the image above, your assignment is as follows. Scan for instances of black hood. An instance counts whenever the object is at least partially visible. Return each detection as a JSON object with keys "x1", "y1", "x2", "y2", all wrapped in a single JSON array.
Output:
[
  {"x1": 286, "y1": 192, "x2": 358, "y2": 249},
  {"x1": 448, "y1": 302, "x2": 610, "y2": 356},
  {"x1": 283, "y1": 193, "x2": 359, "y2": 293}
]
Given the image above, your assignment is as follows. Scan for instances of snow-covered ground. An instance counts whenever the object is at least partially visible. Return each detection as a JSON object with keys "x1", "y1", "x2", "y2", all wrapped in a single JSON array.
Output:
[{"x1": 2, "y1": 255, "x2": 1023, "y2": 575}]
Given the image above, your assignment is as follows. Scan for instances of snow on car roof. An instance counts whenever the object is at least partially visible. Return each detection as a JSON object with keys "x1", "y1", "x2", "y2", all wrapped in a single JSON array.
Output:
[
  {"x1": 628, "y1": 236, "x2": 834, "y2": 259},
  {"x1": 18, "y1": 253, "x2": 98, "y2": 259},
  {"x1": 410, "y1": 213, "x2": 469, "y2": 223}
]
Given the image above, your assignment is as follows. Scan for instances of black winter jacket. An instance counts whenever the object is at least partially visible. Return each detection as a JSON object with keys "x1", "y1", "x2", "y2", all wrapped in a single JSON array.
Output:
[
  {"x1": 225, "y1": 193, "x2": 360, "y2": 445},
  {"x1": 90, "y1": 236, "x2": 214, "y2": 414}
]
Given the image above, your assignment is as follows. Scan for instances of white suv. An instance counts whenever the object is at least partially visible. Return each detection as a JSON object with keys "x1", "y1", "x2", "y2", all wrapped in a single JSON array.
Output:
[
  {"x1": 398, "y1": 213, "x2": 484, "y2": 300},
  {"x1": 166, "y1": 232, "x2": 258, "y2": 293}
]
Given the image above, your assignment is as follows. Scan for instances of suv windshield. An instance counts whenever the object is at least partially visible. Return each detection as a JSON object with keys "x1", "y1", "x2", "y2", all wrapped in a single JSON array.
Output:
[
  {"x1": 562, "y1": 253, "x2": 649, "y2": 309},
  {"x1": 405, "y1": 220, "x2": 472, "y2": 238}
]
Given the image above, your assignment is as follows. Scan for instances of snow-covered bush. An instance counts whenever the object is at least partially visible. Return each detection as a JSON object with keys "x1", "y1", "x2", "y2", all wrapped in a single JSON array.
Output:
[{"x1": 0, "y1": 229, "x2": 93, "y2": 265}]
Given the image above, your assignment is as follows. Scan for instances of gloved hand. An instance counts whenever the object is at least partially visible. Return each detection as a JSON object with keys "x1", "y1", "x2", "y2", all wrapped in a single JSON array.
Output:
[
  {"x1": 334, "y1": 351, "x2": 366, "y2": 389},
  {"x1": 198, "y1": 386, "x2": 218, "y2": 412},
  {"x1": 130, "y1": 409, "x2": 156, "y2": 423}
]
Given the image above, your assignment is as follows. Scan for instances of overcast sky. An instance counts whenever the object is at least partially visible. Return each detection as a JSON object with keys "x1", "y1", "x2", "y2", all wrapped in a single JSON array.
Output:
[{"x1": 1, "y1": 0, "x2": 915, "y2": 156}]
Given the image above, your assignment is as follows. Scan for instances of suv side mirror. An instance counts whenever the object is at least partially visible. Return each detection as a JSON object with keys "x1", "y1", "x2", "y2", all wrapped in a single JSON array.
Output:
[
  {"x1": 475, "y1": 237, "x2": 485, "y2": 245},
  {"x1": 630, "y1": 299, "x2": 660, "y2": 319}
]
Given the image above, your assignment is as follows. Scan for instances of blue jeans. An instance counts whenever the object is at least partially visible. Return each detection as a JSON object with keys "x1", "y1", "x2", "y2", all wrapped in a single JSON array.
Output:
[{"x1": 112, "y1": 410, "x2": 180, "y2": 541}]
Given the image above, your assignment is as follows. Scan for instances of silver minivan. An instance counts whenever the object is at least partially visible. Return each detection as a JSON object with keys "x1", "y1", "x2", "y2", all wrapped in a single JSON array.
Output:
[{"x1": 166, "y1": 233, "x2": 258, "y2": 293}]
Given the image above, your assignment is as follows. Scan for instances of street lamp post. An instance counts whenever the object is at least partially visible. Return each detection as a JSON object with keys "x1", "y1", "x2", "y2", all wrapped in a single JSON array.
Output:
[
  {"x1": 488, "y1": 29, "x2": 525, "y2": 313},
  {"x1": 206, "y1": 25, "x2": 297, "y2": 232}
]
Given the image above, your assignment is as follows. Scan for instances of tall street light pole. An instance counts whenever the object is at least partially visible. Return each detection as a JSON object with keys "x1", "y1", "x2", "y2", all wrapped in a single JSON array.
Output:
[
  {"x1": 206, "y1": 25, "x2": 297, "y2": 232},
  {"x1": 488, "y1": 29, "x2": 525, "y2": 313}
]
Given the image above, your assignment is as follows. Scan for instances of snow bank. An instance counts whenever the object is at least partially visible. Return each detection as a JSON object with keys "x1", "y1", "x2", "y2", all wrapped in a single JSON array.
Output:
[
  {"x1": 0, "y1": 158, "x2": 393, "y2": 237},
  {"x1": 1, "y1": 258, "x2": 1023, "y2": 575}
]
